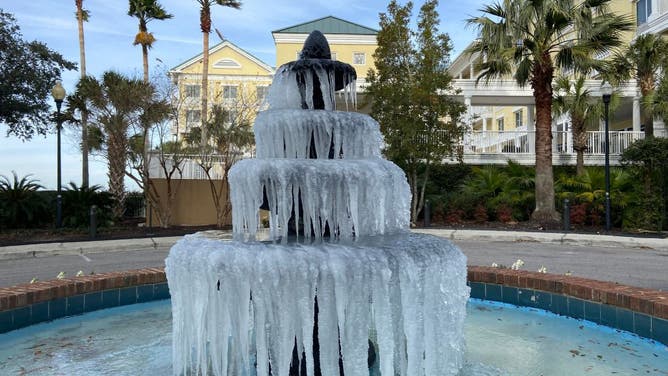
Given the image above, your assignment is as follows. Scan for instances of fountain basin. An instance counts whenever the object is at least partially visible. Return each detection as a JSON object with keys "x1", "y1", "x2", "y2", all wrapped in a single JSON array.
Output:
[
  {"x1": 1, "y1": 299, "x2": 667, "y2": 375},
  {"x1": 1, "y1": 260, "x2": 667, "y2": 374}
]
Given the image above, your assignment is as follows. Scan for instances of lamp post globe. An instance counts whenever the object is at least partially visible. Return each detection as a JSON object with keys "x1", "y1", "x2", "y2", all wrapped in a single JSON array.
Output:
[
  {"x1": 601, "y1": 82, "x2": 613, "y2": 231},
  {"x1": 51, "y1": 81, "x2": 66, "y2": 228}
]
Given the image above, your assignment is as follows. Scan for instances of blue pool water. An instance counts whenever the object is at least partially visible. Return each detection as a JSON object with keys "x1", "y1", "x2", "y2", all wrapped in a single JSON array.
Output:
[{"x1": 0, "y1": 299, "x2": 666, "y2": 375}]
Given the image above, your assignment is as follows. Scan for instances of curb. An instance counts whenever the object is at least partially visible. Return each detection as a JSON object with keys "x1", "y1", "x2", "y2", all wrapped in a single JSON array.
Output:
[
  {"x1": 0, "y1": 230, "x2": 665, "y2": 261},
  {"x1": 413, "y1": 229, "x2": 668, "y2": 251},
  {"x1": 0, "y1": 237, "x2": 183, "y2": 261}
]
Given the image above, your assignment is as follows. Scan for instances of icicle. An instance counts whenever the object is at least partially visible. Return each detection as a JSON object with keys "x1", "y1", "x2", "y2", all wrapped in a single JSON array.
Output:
[{"x1": 166, "y1": 233, "x2": 469, "y2": 376}]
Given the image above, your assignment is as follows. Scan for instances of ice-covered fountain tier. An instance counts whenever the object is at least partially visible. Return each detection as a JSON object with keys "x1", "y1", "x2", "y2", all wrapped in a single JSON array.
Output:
[{"x1": 166, "y1": 31, "x2": 469, "y2": 376}]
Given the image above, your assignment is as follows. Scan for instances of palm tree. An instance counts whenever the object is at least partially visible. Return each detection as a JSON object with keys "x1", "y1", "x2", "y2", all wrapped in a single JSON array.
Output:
[
  {"x1": 553, "y1": 75, "x2": 604, "y2": 176},
  {"x1": 467, "y1": 0, "x2": 631, "y2": 222},
  {"x1": 607, "y1": 34, "x2": 668, "y2": 137},
  {"x1": 196, "y1": 0, "x2": 241, "y2": 147},
  {"x1": 128, "y1": 0, "x2": 173, "y2": 83},
  {"x1": 75, "y1": 0, "x2": 90, "y2": 187},
  {"x1": 76, "y1": 72, "x2": 157, "y2": 219}
]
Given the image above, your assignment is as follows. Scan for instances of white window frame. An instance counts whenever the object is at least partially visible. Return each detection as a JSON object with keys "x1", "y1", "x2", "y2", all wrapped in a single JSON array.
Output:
[
  {"x1": 223, "y1": 85, "x2": 238, "y2": 101},
  {"x1": 185, "y1": 84, "x2": 200, "y2": 99},
  {"x1": 185, "y1": 110, "x2": 201, "y2": 128},
  {"x1": 497, "y1": 117, "x2": 505, "y2": 132},
  {"x1": 514, "y1": 110, "x2": 523, "y2": 128},
  {"x1": 213, "y1": 58, "x2": 242, "y2": 69},
  {"x1": 352, "y1": 52, "x2": 366, "y2": 65},
  {"x1": 256, "y1": 86, "x2": 269, "y2": 103}
]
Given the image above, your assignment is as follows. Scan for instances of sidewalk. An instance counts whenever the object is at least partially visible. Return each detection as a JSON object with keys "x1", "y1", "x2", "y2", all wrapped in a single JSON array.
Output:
[{"x1": 0, "y1": 229, "x2": 665, "y2": 261}]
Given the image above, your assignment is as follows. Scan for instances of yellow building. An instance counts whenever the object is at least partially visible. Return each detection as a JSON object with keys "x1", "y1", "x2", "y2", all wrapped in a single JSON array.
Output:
[
  {"x1": 168, "y1": 40, "x2": 274, "y2": 142},
  {"x1": 272, "y1": 16, "x2": 378, "y2": 82}
]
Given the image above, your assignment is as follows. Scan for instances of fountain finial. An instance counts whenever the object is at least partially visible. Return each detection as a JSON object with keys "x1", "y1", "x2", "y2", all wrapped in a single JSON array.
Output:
[{"x1": 300, "y1": 30, "x2": 331, "y2": 59}]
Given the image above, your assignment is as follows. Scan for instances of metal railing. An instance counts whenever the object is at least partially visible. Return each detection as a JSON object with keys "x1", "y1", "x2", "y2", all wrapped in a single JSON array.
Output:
[{"x1": 463, "y1": 130, "x2": 644, "y2": 155}]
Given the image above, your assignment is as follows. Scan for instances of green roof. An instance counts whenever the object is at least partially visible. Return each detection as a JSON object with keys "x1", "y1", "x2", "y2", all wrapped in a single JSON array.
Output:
[{"x1": 273, "y1": 16, "x2": 377, "y2": 35}]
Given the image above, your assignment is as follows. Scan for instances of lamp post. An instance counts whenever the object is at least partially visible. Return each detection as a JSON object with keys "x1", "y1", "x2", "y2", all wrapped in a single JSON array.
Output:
[
  {"x1": 51, "y1": 81, "x2": 66, "y2": 229},
  {"x1": 601, "y1": 82, "x2": 613, "y2": 231}
]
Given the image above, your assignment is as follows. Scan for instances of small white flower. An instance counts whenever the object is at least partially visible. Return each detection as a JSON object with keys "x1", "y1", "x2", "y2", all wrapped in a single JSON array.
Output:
[
  {"x1": 76, "y1": 270, "x2": 84, "y2": 277},
  {"x1": 510, "y1": 259, "x2": 525, "y2": 270},
  {"x1": 537, "y1": 266, "x2": 547, "y2": 273},
  {"x1": 30, "y1": 277, "x2": 38, "y2": 284},
  {"x1": 56, "y1": 272, "x2": 66, "y2": 279},
  {"x1": 565, "y1": 271, "x2": 573, "y2": 276},
  {"x1": 491, "y1": 262, "x2": 499, "y2": 268}
]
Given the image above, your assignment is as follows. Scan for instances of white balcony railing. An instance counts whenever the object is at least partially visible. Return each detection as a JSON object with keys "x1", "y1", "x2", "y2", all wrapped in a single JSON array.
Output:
[{"x1": 462, "y1": 130, "x2": 644, "y2": 155}]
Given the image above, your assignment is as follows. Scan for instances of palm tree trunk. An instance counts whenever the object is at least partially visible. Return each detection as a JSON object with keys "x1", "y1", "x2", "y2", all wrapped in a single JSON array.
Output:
[
  {"x1": 76, "y1": 1, "x2": 89, "y2": 187},
  {"x1": 531, "y1": 64, "x2": 559, "y2": 223},
  {"x1": 201, "y1": 31, "x2": 209, "y2": 147},
  {"x1": 107, "y1": 126, "x2": 128, "y2": 219},
  {"x1": 640, "y1": 79, "x2": 654, "y2": 137},
  {"x1": 572, "y1": 121, "x2": 587, "y2": 176},
  {"x1": 142, "y1": 44, "x2": 149, "y2": 83}
]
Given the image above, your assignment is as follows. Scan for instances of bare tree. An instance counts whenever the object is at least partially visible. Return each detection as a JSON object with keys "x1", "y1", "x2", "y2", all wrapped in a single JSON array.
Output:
[{"x1": 185, "y1": 84, "x2": 256, "y2": 227}]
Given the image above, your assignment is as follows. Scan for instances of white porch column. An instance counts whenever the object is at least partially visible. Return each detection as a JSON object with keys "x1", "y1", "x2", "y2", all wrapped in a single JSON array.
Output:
[
  {"x1": 527, "y1": 105, "x2": 535, "y2": 153},
  {"x1": 482, "y1": 117, "x2": 488, "y2": 134},
  {"x1": 464, "y1": 95, "x2": 472, "y2": 129},
  {"x1": 654, "y1": 118, "x2": 667, "y2": 137},
  {"x1": 633, "y1": 93, "x2": 641, "y2": 132}
]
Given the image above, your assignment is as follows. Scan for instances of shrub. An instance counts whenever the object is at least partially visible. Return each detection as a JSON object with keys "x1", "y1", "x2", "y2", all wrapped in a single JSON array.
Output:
[
  {"x1": 496, "y1": 204, "x2": 514, "y2": 223},
  {"x1": 473, "y1": 204, "x2": 488, "y2": 223},
  {"x1": 445, "y1": 209, "x2": 465, "y2": 224},
  {"x1": 569, "y1": 203, "x2": 588, "y2": 226},
  {"x1": 0, "y1": 172, "x2": 50, "y2": 229},
  {"x1": 61, "y1": 183, "x2": 114, "y2": 228}
]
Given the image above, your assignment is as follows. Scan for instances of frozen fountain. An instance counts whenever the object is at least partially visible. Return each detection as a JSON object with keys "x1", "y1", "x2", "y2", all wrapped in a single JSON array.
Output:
[{"x1": 166, "y1": 31, "x2": 469, "y2": 376}]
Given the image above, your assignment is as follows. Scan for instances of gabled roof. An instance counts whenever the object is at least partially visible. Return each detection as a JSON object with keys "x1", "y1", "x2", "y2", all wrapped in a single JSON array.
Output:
[
  {"x1": 170, "y1": 40, "x2": 274, "y2": 73},
  {"x1": 272, "y1": 16, "x2": 378, "y2": 35}
]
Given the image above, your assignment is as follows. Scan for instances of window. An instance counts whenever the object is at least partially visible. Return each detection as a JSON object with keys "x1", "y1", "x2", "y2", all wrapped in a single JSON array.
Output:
[
  {"x1": 497, "y1": 118, "x2": 505, "y2": 132},
  {"x1": 331, "y1": 52, "x2": 337, "y2": 61},
  {"x1": 185, "y1": 85, "x2": 200, "y2": 98},
  {"x1": 352, "y1": 52, "x2": 366, "y2": 65},
  {"x1": 223, "y1": 85, "x2": 238, "y2": 100},
  {"x1": 213, "y1": 58, "x2": 241, "y2": 69},
  {"x1": 186, "y1": 110, "x2": 201, "y2": 128},
  {"x1": 256, "y1": 86, "x2": 269, "y2": 103},
  {"x1": 514, "y1": 110, "x2": 523, "y2": 128},
  {"x1": 637, "y1": 0, "x2": 652, "y2": 25}
]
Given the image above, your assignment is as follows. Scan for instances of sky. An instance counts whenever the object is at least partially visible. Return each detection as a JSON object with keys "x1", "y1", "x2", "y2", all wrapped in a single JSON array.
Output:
[{"x1": 0, "y1": 0, "x2": 484, "y2": 191}]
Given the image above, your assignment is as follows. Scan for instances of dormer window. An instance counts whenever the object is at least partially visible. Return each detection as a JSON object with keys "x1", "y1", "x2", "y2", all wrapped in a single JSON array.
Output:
[{"x1": 213, "y1": 58, "x2": 241, "y2": 69}]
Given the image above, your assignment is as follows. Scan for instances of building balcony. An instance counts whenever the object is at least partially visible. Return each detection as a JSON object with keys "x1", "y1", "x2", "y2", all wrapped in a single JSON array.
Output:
[{"x1": 452, "y1": 130, "x2": 644, "y2": 166}]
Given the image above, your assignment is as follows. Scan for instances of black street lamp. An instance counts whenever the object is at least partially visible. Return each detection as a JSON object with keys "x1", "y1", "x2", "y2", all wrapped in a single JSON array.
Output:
[
  {"x1": 51, "y1": 81, "x2": 66, "y2": 229},
  {"x1": 601, "y1": 82, "x2": 613, "y2": 231}
]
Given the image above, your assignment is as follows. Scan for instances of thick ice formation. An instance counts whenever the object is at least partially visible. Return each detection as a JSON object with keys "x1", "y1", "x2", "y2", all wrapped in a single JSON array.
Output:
[
  {"x1": 229, "y1": 159, "x2": 410, "y2": 240},
  {"x1": 166, "y1": 233, "x2": 469, "y2": 376},
  {"x1": 267, "y1": 64, "x2": 357, "y2": 111},
  {"x1": 254, "y1": 110, "x2": 383, "y2": 159},
  {"x1": 167, "y1": 30, "x2": 468, "y2": 376}
]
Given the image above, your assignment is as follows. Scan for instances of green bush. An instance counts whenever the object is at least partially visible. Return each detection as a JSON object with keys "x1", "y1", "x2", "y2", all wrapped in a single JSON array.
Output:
[
  {"x1": 61, "y1": 183, "x2": 114, "y2": 228},
  {"x1": 620, "y1": 137, "x2": 668, "y2": 231},
  {"x1": 556, "y1": 167, "x2": 633, "y2": 228},
  {"x1": 0, "y1": 172, "x2": 50, "y2": 229}
]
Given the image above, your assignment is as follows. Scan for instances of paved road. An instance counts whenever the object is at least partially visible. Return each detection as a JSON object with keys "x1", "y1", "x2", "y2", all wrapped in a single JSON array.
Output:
[
  {"x1": 0, "y1": 248, "x2": 170, "y2": 287},
  {"x1": 454, "y1": 240, "x2": 668, "y2": 291},
  {"x1": 0, "y1": 238, "x2": 666, "y2": 290}
]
